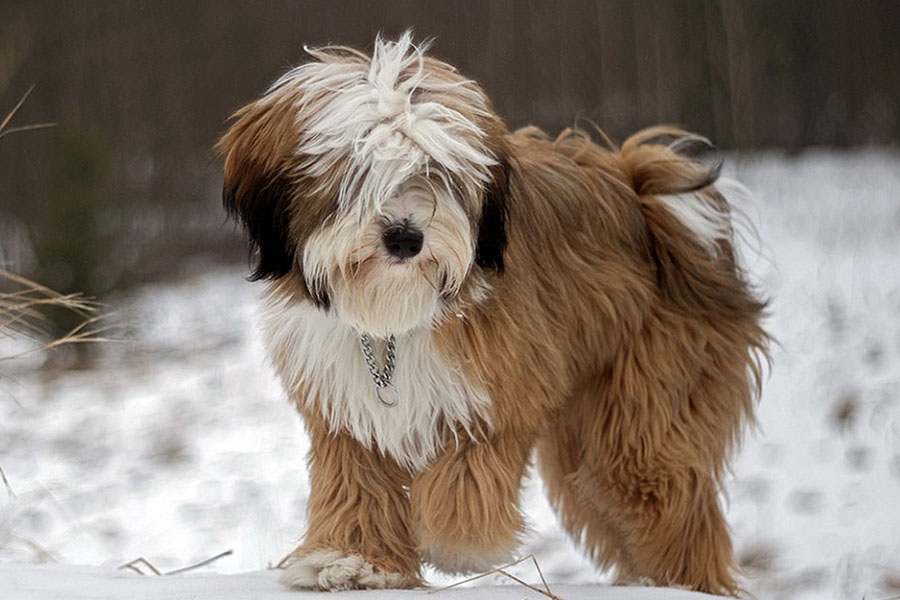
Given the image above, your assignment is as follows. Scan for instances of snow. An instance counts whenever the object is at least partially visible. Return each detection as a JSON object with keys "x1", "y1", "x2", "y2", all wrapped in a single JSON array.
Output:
[
  {"x1": 0, "y1": 564, "x2": 725, "y2": 600},
  {"x1": 2, "y1": 149, "x2": 900, "y2": 599}
]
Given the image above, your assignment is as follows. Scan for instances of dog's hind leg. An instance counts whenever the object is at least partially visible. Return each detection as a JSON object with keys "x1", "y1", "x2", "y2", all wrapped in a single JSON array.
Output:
[
  {"x1": 536, "y1": 410, "x2": 637, "y2": 576},
  {"x1": 539, "y1": 311, "x2": 758, "y2": 596},
  {"x1": 410, "y1": 433, "x2": 532, "y2": 575}
]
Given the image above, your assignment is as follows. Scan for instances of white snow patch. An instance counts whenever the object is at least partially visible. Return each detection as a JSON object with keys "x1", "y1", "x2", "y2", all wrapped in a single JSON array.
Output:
[{"x1": 0, "y1": 563, "x2": 725, "y2": 600}]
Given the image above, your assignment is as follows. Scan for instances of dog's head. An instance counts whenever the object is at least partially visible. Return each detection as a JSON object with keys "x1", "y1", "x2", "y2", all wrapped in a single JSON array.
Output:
[{"x1": 217, "y1": 32, "x2": 509, "y2": 337}]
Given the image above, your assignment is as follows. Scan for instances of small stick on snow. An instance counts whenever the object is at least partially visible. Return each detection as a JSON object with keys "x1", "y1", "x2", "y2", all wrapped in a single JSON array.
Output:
[
  {"x1": 428, "y1": 554, "x2": 563, "y2": 600},
  {"x1": 497, "y1": 569, "x2": 563, "y2": 600},
  {"x1": 164, "y1": 549, "x2": 233, "y2": 575},
  {"x1": 428, "y1": 554, "x2": 532, "y2": 592},
  {"x1": 529, "y1": 553, "x2": 555, "y2": 598},
  {"x1": 118, "y1": 557, "x2": 162, "y2": 576},
  {"x1": 118, "y1": 550, "x2": 234, "y2": 576},
  {"x1": 10, "y1": 535, "x2": 58, "y2": 563}
]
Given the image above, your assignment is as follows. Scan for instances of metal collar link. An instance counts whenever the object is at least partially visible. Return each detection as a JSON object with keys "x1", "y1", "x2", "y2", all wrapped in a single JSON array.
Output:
[{"x1": 358, "y1": 334, "x2": 399, "y2": 407}]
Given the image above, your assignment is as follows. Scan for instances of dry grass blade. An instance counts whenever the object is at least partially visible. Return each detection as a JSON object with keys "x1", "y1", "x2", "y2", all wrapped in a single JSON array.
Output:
[
  {"x1": 427, "y1": 555, "x2": 532, "y2": 593},
  {"x1": 428, "y1": 554, "x2": 563, "y2": 600},
  {"x1": 529, "y1": 553, "x2": 555, "y2": 598},
  {"x1": 0, "y1": 84, "x2": 36, "y2": 135},
  {"x1": 0, "y1": 86, "x2": 55, "y2": 140},
  {"x1": 164, "y1": 549, "x2": 233, "y2": 575},
  {"x1": 0, "y1": 122, "x2": 56, "y2": 140},
  {"x1": 497, "y1": 569, "x2": 564, "y2": 600},
  {"x1": 8, "y1": 535, "x2": 58, "y2": 563},
  {"x1": 119, "y1": 563, "x2": 148, "y2": 576},
  {"x1": 118, "y1": 550, "x2": 234, "y2": 577},
  {"x1": 0, "y1": 269, "x2": 98, "y2": 312},
  {"x1": 0, "y1": 269, "x2": 116, "y2": 362},
  {"x1": 118, "y1": 557, "x2": 162, "y2": 576}
]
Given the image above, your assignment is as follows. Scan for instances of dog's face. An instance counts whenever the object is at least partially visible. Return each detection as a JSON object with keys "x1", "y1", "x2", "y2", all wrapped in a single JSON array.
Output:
[{"x1": 217, "y1": 33, "x2": 509, "y2": 337}]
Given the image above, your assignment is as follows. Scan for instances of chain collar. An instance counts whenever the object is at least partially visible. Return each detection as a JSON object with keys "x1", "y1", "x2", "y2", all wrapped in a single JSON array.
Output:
[{"x1": 358, "y1": 334, "x2": 399, "y2": 407}]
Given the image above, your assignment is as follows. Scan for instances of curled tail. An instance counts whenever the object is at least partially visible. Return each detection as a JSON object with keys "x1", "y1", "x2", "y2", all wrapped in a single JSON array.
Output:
[{"x1": 619, "y1": 127, "x2": 765, "y2": 324}]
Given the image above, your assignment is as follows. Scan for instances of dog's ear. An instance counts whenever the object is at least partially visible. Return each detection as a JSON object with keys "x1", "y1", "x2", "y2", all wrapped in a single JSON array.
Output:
[
  {"x1": 475, "y1": 158, "x2": 510, "y2": 274},
  {"x1": 216, "y1": 98, "x2": 298, "y2": 282}
]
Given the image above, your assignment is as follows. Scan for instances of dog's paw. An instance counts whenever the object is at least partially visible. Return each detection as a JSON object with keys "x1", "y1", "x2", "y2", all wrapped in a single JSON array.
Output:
[{"x1": 279, "y1": 550, "x2": 413, "y2": 591}]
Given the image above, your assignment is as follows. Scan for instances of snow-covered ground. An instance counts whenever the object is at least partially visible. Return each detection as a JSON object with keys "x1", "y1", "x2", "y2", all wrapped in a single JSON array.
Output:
[
  {"x1": 0, "y1": 564, "x2": 725, "y2": 600},
  {"x1": 2, "y1": 150, "x2": 899, "y2": 599}
]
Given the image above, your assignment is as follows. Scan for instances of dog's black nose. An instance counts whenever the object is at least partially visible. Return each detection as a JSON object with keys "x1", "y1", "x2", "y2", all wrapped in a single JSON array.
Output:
[{"x1": 383, "y1": 226, "x2": 424, "y2": 259}]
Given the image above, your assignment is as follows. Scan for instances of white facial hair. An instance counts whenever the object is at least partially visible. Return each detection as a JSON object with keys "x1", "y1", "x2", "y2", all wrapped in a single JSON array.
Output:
[{"x1": 302, "y1": 179, "x2": 474, "y2": 337}]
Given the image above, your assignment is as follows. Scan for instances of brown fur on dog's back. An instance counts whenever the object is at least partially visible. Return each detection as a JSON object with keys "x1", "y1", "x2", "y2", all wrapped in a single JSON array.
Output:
[{"x1": 435, "y1": 126, "x2": 767, "y2": 595}]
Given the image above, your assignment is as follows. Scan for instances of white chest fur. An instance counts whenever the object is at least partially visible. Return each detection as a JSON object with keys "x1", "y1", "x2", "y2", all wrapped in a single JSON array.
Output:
[{"x1": 260, "y1": 300, "x2": 492, "y2": 470}]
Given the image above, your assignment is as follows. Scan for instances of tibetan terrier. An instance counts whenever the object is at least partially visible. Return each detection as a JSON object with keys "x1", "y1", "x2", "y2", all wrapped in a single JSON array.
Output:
[{"x1": 216, "y1": 32, "x2": 768, "y2": 596}]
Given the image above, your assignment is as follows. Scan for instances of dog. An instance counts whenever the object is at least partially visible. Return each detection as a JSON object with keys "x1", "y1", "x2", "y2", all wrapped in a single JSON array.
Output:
[{"x1": 216, "y1": 32, "x2": 768, "y2": 596}]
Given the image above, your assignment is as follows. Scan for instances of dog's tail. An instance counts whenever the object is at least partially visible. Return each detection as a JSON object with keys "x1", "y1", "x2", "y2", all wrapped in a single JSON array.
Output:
[{"x1": 617, "y1": 126, "x2": 764, "y2": 323}]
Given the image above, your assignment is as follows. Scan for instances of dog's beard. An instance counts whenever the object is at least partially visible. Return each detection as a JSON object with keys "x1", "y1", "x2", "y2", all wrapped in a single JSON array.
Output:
[
  {"x1": 302, "y1": 184, "x2": 474, "y2": 337},
  {"x1": 331, "y1": 260, "x2": 443, "y2": 337}
]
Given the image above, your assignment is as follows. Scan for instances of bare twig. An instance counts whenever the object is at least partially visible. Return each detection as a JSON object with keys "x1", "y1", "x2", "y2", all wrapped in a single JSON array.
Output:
[
  {"x1": 164, "y1": 549, "x2": 233, "y2": 575},
  {"x1": 0, "y1": 86, "x2": 54, "y2": 140},
  {"x1": 119, "y1": 563, "x2": 148, "y2": 576},
  {"x1": 427, "y1": 555, "x2": 532, "y2": 593},
  {"x1": 497, "y1": 569, "x2": 564, "y2": 600},
  {"x1": 0, "y1": 122, "x2": 56, "y2": 140},
  {"x1": 428, "y1": 554, "x2": 563, "y2": 600},
  {"x1": 0, "y1": 84, "x2": 35, "y2": 135},
  {"x1": 118, "y1": 550, "x2": 234, "y2": 577},
  {"x1": 529, "y1": 553, "x2": 554, "y2": 598},
  {"x1": 118, "y1": 557, "x2": 162, "y2": 576},
  {"x1": 8, "y1": 535, "x2": 58, "y2": 563}
]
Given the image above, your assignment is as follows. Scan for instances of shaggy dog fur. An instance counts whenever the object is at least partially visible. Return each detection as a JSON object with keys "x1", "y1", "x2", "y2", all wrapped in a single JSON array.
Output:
[{"x1": 216, "y1": 33, "x2": 768, "y2": 596}]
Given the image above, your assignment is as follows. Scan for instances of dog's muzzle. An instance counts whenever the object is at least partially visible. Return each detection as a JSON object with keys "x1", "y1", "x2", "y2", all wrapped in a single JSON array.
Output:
[{"x1": 383, "y1": 224, "x2": 423, "y2": 259}]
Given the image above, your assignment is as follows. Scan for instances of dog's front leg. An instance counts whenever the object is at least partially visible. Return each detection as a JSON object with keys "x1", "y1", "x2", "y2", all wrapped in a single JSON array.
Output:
[
  {"x1": 410, "y1": 432, "x2": 532, "y2": 574},
  {"x1": 280, "y1": 420, "x2": 421, "y2": 591}
]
